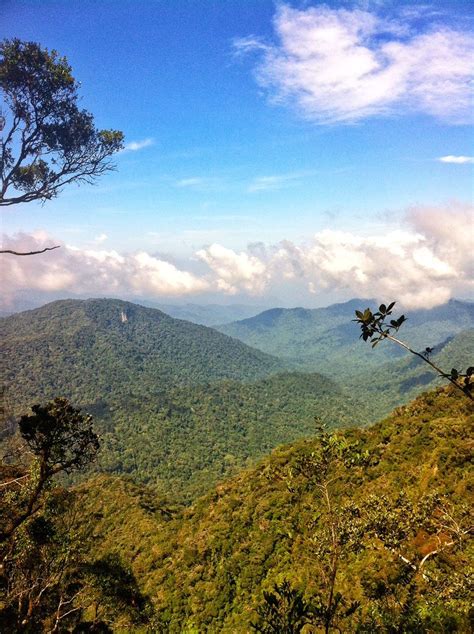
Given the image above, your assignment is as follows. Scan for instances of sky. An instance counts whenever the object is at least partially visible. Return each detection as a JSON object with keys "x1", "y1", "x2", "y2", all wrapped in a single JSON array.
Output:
[{"x1": 1, "y1": 0, "x2": 473, "y2": 309}]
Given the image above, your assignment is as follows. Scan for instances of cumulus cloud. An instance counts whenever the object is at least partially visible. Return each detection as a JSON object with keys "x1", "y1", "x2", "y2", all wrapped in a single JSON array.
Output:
[
  {"x1": 1, "y1": 233, "x2": 209, "y2": 307},
  {"x1": 438, "y1": 155, "x2": 474, "y2": 164},
  {"x1": 196, "y1": 244, "x2": 269, "y2": 294},
  {"x1": 123, "y1": 138, "x2": 154, "y2": 152},
  {"x1": 196, "y1": 202, "x2": 473, "y2": 308},
  {"x1": 2, "y1": 203, "x2": 472, "y2": 309},
  {"x1": 235, "y1": 4, "x2": 473, "y2": 124}
]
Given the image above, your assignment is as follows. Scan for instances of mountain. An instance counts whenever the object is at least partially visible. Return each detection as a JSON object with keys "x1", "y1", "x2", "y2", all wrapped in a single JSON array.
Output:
[
  {"x1": 1, "y1": 298, "x2": 283, "y2": 412},
  {"x1": 217, "y1": 298, "x2": 474, "y2": 375},
  {"x1": 148, "y1": 302, "x2": 270, "y2": 326},
  {"x1": 93, "y1": 371, "x2": 364, "y2": 502},
  {"x1": 3, "y1": 298, "x2": 471, "y2": 503},
  {"x1": 2, "y1": 299, "x2": 355, "y2": 502},
  {"x1": 0, "y1": 296, "x2": 270, "y2": 326},
  {"x1": 76, "y1": 387, "x2": 473, "y2": 632}
]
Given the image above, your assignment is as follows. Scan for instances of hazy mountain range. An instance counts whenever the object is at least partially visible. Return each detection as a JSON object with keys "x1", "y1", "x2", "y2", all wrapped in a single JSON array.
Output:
[
  {"x1": 217, "y1": 298, "x2": 474, "y2": 375},
  {"x1": 2, "y1": 297, "x2": 473, "y2": 500}
]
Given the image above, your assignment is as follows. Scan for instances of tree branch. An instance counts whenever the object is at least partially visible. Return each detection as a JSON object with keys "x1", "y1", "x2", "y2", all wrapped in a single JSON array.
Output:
[
  {"x1": 381, "y1": 332, "x2": 473, "y2": 400},
  {"x1": 0, "y1": 245, "x2": 60, "y2": 256}
]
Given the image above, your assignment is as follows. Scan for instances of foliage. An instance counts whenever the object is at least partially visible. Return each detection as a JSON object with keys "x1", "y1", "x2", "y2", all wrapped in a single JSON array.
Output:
[
  {"x1": 0, "y1": 490, "x2": 151, "y2": 632},
  {"x1": 251, "y1": 580, "x2": 314, "y2": 633},
  {"x1": 345, "y1": 329, "x2": 474, "y2": 421},
  {"x1": 0, "y1": 399, "x2": 150, "y2": 631},
  {"x1": 354, "y1": 302, "x2": 473, "y2": 400},
  {"x1": 0, "y1": 39, "x2": 123, "y2": 207},
  {"x1": 95, "y1": 372, "x2": 360, "y2": 502},
  {"x1": 19, "y1": 398, "x2": 99, "y2": 475},
  {"x1": 0, "y1": 398, "x2": 99, "y2": 543},
  {"x1": 72, "y1": 387, "x2": 473, "y2": 632}
]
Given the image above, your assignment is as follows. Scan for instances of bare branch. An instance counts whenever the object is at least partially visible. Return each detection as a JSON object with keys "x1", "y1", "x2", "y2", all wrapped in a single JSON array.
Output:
[{"x1": 0, "y1": 246, "x2": 60, "y2": 256}]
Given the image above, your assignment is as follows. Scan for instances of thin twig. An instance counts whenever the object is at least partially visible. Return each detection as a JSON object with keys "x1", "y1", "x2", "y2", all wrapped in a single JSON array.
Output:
[{"x1": 0, "y1": 246, "x2": 60, "y2": 256}]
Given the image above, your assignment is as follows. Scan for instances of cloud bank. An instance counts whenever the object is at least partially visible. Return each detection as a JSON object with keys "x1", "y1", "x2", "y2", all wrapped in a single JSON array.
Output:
[
  {"x1": 2, "y1": 231, "x2": 209, "y2": 307},
  {"x1": 2, "y1": 203, "x2": 472, "y2": 310},
  {"x1": 235, "y1": 4, "x2": 473, "y2": 124}
]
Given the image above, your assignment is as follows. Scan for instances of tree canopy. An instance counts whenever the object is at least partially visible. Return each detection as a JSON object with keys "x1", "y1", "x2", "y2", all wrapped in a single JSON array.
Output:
[{"x1": 0, "y1": 39, "x2": 123, "y2": 207}]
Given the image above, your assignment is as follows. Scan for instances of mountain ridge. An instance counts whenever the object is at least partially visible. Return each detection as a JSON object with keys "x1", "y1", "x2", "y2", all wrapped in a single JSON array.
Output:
[
  {"x1": 1, "y1": 298, "x2": 285, "y2": 412},
  {"x1": 217, "y1": 298, "x2": 474, "y2": 375}
]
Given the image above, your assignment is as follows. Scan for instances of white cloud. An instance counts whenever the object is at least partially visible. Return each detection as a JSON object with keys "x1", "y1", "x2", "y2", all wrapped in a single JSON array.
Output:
[
  {"x1": 175, "y1": 177, "x2": 206, "y2": 188},
  {"x1": 247, "y1": 173, "x2": 302, "y2": 192},
  {"x1": 196, "y1": 244, "x2": 268, "y2": 295},
  {"x1": 438, "y1": 155, "x2": 474, "y2": 164},
  {"x1": 123, "y1": 138, "x2": 154, "y2": 152},
  {"x1": 236, "y1": 4, "x2": 473, "y2": 124},
  {"x1": 93, "y1": 233, "x2": 108, "y2": 244},
  {"x1": 1, "y1": 234, "x2": 209, "y2": 306},
  {"x1": 195, "y1": 202, "x2": 473, "y2": 308},
  {"x1": 2, "y1": 203, "x2": 472, "y2": 309}
]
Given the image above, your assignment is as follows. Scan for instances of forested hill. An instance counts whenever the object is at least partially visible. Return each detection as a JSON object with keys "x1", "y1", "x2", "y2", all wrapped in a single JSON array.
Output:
[
  {"x1": 1, "y1": 298, "x2": 284, "y2": 410},
  {"x1": 217, "y1": 298, "x2": 474, "y2": 374},
  {"x1": 94, "y1": 371, "x2": 363, "y2": 502},
  {"x1": 349, "y1": 328, "x2": 474, "y2": 419},
  {"x1": 76, "y1": 386, "x2": 473, "y2": 632},
  {"x1": 1, "y1": 299, "x2": 360, "y2": 503}
]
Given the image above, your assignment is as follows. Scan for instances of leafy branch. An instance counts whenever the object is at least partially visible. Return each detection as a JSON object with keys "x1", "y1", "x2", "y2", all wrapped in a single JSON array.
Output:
[{"x1": 354, "y1": 302, "x2": 473, "y2": 400}]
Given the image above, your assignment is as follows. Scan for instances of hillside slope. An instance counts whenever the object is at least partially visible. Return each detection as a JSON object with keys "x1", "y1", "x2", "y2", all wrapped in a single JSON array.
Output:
[
  {"x1": 94, "y1": 371, "x2": 364, "y2": 501},
  {"x1": 348, "y1": 328, "x2": 474, "y2": 419},
  {"x1": 1, "y1": 298, "x2": 284, "y2": 410},
  {"x1": 78, "y1": 387, "x2": 473, "y2": 632},
  {"x1": 217, "y1": 299, "x2": 474, "y2": 375}
]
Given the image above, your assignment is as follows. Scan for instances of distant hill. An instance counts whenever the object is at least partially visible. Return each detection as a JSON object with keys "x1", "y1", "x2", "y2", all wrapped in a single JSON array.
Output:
[
  {"x1": 149, "y1": 302, "x2": 270, "y2": 326},
  {"x1": 0, "y1": 297, "x2": 270, "y2": 326},
  {"x1": 348, "y1": 328, "x2": 474, "y2": 420},
  {"x1": 1, "y1": 298, "x2": 283, "y2": 411},
  {"x1": 217, "y1": 298, "x2": 474, "y2": 375},
  {"x1": 3, "y1": 298, "x2": 472, "y2": 502},
  {"x1": 77, "y1": 387, "x2": 473, "y2": 632}
]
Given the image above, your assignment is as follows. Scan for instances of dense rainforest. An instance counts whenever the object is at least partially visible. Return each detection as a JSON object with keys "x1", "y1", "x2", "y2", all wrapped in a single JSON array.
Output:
[
  {"x1": 2, "y1": 298, "x2": 473, "y2": 501},
  {"x1": 1, "y1": 298, "x2": 473, "y2": 631},
  {"x1": 2, "y1": 387, "x2": 472, "y2": 631},
  {"x1": 217, "y1": 299, "x2": 474, "y2": 376}
]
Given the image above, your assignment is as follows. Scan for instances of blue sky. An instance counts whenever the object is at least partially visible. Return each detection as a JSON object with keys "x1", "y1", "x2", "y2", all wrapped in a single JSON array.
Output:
[{"x1": 2, "y1": 0, "x2": 473, "y2": 308}]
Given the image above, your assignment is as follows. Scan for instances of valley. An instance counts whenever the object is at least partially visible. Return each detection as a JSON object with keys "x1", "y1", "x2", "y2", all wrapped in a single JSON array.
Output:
[{"x1": 3, "y1": 297, "x2": 472, "y2": 501}]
